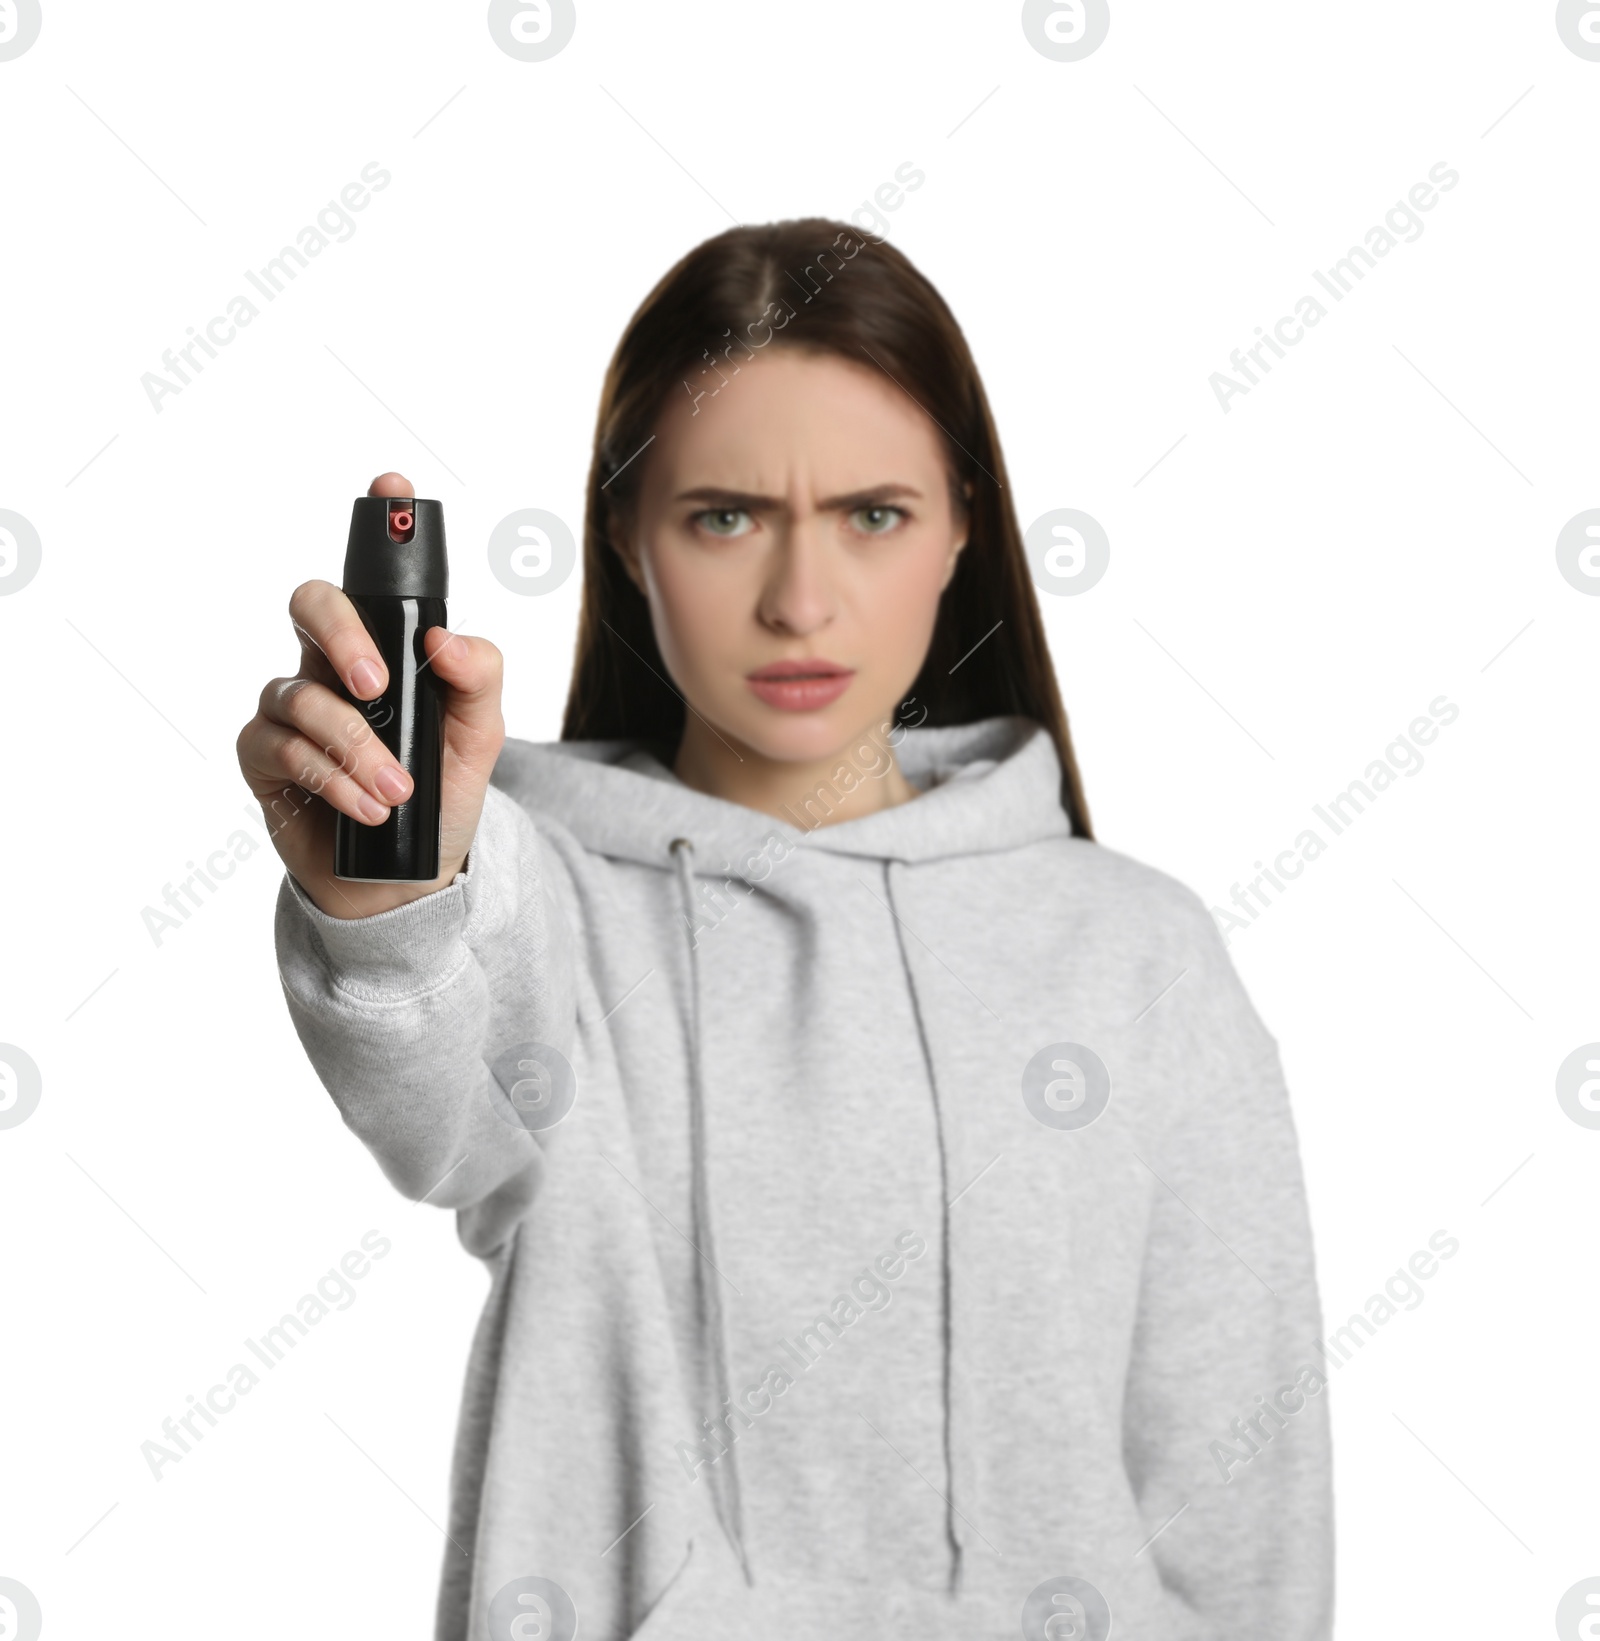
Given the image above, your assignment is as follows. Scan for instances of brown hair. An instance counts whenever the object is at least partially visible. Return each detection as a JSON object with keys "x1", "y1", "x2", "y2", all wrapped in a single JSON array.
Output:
[{"x1": 560, "y1": 216, "x2": 1093, "y2": 839}]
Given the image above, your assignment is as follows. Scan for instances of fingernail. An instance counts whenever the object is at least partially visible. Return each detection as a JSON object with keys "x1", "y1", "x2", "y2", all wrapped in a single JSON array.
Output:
[
  {"x1": 350, "y1": 659, "x2": 384, "y2": 697},
  {"x1": 358, "y1": 793, "x2": 389, "y2": 823},
  {"x1": 374, "y1": 764, "x2": 411, "y2": 802}
]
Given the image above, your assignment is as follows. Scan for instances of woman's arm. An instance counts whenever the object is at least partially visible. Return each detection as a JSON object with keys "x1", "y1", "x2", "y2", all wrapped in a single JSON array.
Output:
[
  {"x1": 273, "y1": 777, "x2": 580, "y2": 1257},
  {"x1": 1122, "y1": 895, "x2": 1336, "y2": 1640},
  {"x1": 236, "y1": 473, "x2": 573, "y2": 1254}
]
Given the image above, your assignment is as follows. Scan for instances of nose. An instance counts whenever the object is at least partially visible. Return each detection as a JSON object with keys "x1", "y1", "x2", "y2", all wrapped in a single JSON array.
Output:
[{"x1": 756, "y1": 514, "x2": 836, "y2": 637}]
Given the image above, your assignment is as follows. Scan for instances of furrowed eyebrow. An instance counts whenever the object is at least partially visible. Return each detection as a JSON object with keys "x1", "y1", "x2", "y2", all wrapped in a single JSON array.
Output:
[{"x1": 674, "y1": 483, "x2": 922, "y2": 511}]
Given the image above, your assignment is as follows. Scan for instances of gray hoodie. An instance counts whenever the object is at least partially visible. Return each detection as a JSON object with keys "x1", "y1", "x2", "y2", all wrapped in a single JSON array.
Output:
[{"x1": 274, "y1": 713, "x2": 1334, "y2": 1641}]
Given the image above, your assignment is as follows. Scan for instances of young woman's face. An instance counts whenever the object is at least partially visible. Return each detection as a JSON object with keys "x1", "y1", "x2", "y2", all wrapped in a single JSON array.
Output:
[{"x1": 620, "y1": 346, "x2": 969, "y2": 767}]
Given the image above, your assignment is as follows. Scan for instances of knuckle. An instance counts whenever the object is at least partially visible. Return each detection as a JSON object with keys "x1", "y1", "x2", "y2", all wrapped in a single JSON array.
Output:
[
  {"x1": 259, "y1": 675, "x2": 291, "y2": 713},
  {"x1": 275, "y1": 731, "x2": 315, "y2": 780},
  {"x1": 289, "y1": 583, "x2": 351, "y2": 654},
  {"x1": 296, "y1": 749, "x2": 337, "y2": 795},
  {"x1": 329, "y1": 715, "x2": 375, "y2": 760},
  {"x1": 330, "y1": 619, "x2": 370, "y2": 656},
  {"x1": 265, "y1": 675, "x2": 318, "y2": 724}
]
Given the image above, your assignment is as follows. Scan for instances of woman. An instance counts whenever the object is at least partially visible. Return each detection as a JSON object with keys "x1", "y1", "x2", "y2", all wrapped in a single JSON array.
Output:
[{"x1": 238, "y1": 218, "x2": 1333, "y2": 1640}]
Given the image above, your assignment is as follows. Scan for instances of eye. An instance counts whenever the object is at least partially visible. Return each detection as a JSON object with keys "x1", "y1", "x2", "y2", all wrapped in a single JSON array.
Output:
[
  {"x1": 849, "y1": 504, "x2": 907, "y2": 535},
  {"x1": 693, "y1": 507, "x2": 754, "y2": 538}
]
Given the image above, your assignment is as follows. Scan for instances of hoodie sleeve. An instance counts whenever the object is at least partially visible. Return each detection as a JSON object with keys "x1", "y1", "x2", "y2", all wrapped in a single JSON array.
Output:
[
  {"x1": 1120, "y1": 889, "x2": 1335, "y2": 1640},
  {"x1": 273, "y1": 779, "x2": 581, "y2": 1256}
]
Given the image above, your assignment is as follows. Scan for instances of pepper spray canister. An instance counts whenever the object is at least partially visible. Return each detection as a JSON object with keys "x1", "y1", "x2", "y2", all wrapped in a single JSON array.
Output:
[{"x1": 333, "y1": 495, "x2": 448, "y2": 882}]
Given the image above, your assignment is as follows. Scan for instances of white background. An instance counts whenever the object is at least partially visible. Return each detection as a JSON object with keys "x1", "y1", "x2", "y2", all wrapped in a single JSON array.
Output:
[{"x1": 2, "y1": 2, "x2": 1596, "y2": 1636}]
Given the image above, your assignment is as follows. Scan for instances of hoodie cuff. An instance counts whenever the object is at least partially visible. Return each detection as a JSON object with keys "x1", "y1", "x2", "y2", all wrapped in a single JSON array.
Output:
[{"x1": 280, "y1": 848, "x2": 475, "y2": 997}]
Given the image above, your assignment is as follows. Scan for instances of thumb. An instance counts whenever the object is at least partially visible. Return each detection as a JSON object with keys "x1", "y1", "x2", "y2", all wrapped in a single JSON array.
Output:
[{"x1": 424, "y1": 626, "x2": 505, "y2": 748}]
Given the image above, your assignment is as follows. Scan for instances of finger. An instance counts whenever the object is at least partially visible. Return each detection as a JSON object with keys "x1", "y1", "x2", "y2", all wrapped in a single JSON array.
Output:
[
  {"x1": 288, "y1": 579, "x2": 388, "y2": 700},
  {"x1": 423, "y1": 628, "x2": 505, "y2": 745},
  {"x1": 257, "y1": 677, "x2": 414, "y2": 806},
  {"x1": 368, "y1": 471, "x2": 415, "y2": 499},
  {"x1": 242, "y1": 718, "x2": 393, "y2": 825},
  {"x1": 237, "y1": 773, "x2": 324, "y2": 854},
  {"x1": 236, "y1": 721, "x2": 311, "y2": 810}
]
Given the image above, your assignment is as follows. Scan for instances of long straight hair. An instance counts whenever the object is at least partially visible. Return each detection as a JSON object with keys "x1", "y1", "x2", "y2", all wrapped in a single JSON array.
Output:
[{"x1": 560, "y1": 216, "x2": 1093, "y2": 839}]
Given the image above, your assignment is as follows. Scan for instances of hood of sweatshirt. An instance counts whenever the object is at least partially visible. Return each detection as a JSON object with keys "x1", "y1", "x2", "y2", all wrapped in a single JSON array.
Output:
[
  {"x1": 506, "y1": 712, "x2": 1072, "y2": 869},
  {"x1": 491, "y1": 713, "x2": 1070, "y2": 1586}
]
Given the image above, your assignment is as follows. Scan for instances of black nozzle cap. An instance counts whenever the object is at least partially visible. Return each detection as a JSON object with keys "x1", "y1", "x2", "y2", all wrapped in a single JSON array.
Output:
[{"x1": 342, "y1": 497, "x2": 448, "y2": 598}]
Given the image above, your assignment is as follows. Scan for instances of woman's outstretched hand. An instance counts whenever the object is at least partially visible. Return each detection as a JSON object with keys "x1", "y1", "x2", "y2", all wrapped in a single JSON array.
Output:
[{"x1": 235, "y1": 470, "x2": 505, "y2": 919}]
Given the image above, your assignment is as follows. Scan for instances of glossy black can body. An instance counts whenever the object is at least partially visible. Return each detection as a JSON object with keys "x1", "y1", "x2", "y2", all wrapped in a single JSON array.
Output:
[{"x1": 333, "y1": 594, "x2": 447, "y2": 881}]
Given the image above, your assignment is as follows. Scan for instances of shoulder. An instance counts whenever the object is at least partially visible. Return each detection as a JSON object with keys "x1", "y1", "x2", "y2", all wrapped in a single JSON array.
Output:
[
  {"x1": 1004, "y1": 831, "x2": 1219, "y2": 957},
  {"x1": 489, "y1": 733, "x2": 646, "y2": 803},
  {"x1": 1002, "y1": 833, "x2": 1265, "y2": 1041},
  {"x1": 1023, "y1": 836, "x2": 1282, "y2": 1087}
]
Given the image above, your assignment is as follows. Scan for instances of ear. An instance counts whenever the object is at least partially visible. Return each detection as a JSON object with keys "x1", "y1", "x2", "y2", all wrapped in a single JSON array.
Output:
[
  {"x1": 939, "y1": 537, "x2": 967, "y2": 593},
  {"x1": 608, "y1": 516, "x2": 647, "y2": 596},
  {"x1": 939, "y1": 480, "x2": 973, "y2": 591}
]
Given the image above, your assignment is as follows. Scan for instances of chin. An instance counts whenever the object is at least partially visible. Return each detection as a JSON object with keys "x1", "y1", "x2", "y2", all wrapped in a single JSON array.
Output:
[{"x1": 733, "y1": 700, "x2": 896, "y2": 765}]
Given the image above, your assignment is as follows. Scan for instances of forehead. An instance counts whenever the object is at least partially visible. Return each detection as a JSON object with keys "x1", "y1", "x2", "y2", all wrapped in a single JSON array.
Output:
[{"x1": 643, "y1": 346, "x2": 948, "y2": 493}]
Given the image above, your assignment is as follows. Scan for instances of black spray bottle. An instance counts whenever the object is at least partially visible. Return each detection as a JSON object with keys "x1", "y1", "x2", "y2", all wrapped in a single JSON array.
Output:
[{"x1": 333, "y1": 495, "x2": 448, "y2": 882}]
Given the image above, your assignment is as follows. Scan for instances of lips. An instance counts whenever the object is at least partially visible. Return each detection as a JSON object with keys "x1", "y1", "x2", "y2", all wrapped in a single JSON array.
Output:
[
  {"x1": 746, "y1": 659, "x2": 855, "y2": 712},
  {"x1": 747, "y1": 660, "x2": 852, "y2": 680}
]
